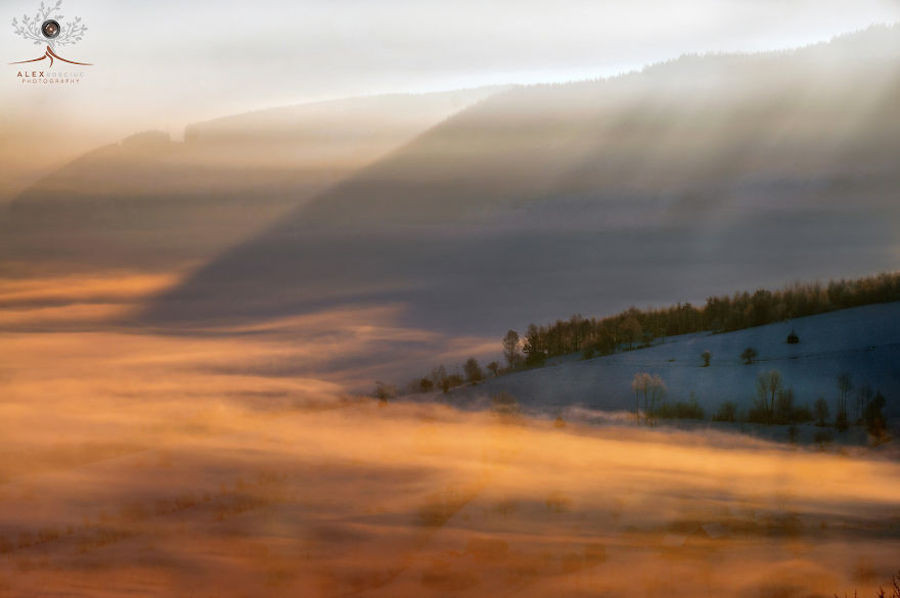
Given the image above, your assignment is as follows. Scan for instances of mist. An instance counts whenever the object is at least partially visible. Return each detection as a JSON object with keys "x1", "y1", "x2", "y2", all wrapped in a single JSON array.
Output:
[
  {"x1": 1, "y1": 287, "x2": 898, "y2": 596},
  {"x1": 2, "y1": 4, "x2": 900, "y2": 596},
  {"x1": 3, "y1": 0, "x2": 900, "y2": 199}
]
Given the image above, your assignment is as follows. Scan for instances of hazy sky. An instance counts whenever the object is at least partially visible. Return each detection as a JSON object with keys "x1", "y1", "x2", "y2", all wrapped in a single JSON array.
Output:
[{"x1": 1, "y1": 0, "x2": 899, "y2": 197}]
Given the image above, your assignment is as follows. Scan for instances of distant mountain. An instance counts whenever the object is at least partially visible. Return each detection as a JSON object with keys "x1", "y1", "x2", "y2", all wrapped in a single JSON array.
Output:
[
  {"x1": 0, "y1": 87, "x2": 501, "y2": 274},
  {"x1": 141, "y1": 25, "x2": 900, "y2": 340}
]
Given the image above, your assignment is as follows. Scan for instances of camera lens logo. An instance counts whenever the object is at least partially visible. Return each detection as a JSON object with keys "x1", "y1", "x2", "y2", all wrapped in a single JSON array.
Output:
[
  {"x1": 41, "y1": 19, "x2": 59, "y2": 39},
  {"x1": 9, "y1": 1, "x2": 91, "y2": 67}
]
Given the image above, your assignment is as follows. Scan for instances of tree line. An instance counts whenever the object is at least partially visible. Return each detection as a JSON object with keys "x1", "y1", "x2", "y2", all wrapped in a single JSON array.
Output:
[
  {"x1": 519, "y1": 271, "x2": 900, "y2": 364},
  {"x1": 631, "y1": 369, "x2": 888, "y2": 442},
  {"x1": 381, "y1": 271, "x2": 899, "y2": 401}
]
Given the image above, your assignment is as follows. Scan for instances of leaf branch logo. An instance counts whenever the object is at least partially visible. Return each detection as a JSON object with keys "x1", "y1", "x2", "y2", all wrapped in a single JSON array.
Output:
[{"x1": 10, "y1": 0, "x2": 91, "y2": 67}]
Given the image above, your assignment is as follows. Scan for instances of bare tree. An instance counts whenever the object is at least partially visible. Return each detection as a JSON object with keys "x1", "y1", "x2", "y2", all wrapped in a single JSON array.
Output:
[
  {"x1": 647, "y1": 375, "x2": 667, "y2": 417},
  {"x1": 631, "y1": 373, "x2": 647, "y2": 421},
  {"x1": 755, "y1": 370, "x2": 783, "y2": 423},
  {"x1": 463, "y1": 357, "x2": 484, "y2": 383},
  {"x1": 430, "y1": 365, "x2": 447, "y2": 390},
  {"x1": 836, "y1": 372, "x2": 853, "y2": 430},
  {"x1": 621, "y1": 316, "x2": 642, "y2": 350},
  {"x1": 373, "y1": 381, "x2": 396, "y2": 404},
  {"x1": 502, "y1": 330, "x2": 521, "y2": 370},
  {"x1": 631, "y1": 372, "x2": 666, "y2": 422}
]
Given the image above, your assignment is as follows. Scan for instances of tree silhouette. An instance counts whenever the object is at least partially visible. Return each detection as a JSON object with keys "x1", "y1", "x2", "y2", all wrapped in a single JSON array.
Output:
[
  {"x1": 835, "y1": 372, "x2": 853, "y2": 431},
  {"x1": 463, "y1": 358, "x2": 484, "y2": 383},
  {"x1": 621, "y1": 315, "x2": 642, "y2": 350},
  {"x1": 814, "y1": 397, "x2": 830, "y2": 426},
  {"x1": 755, "y1": 370, "x2": 783, "y2": 423},
  {"x1": 631, "y1": 372, "x2": 666, "y2": 423},
  {"x1": 373, "y1": 381, "x2": 396, "y2": 404},
  {"x1": 713, "y1": 401, "x2": 737, "y2": 422},
  {"x1": 502, "y1": 330, "x2": 521, "y2": 370},
  {"x1": 863, "y1": 391, "x2": 888, "y2": 440},
  {"x1": 741, "y1": 347, "x2": 758, "y2": 365},
  {"x1": 854, "y1": 383, "x2": 873, "y2": 424}
]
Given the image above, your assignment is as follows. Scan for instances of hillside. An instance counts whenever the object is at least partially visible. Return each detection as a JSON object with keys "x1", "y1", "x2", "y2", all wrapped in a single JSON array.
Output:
[
  {"x1": 141, "y1": 25, "x2": 900, "y2": 338},
  {"x1": 0, "y1": 88, "x2": 499, "y2": 274},
  {"x1": 434, "y1": 302, "x2": 900, "y2": 423}
]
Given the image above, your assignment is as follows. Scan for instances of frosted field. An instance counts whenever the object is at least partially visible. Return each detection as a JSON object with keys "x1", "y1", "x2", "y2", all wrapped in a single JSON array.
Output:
[{"x1": 438, "y1": 302, "x2": 900, "y2": 425}]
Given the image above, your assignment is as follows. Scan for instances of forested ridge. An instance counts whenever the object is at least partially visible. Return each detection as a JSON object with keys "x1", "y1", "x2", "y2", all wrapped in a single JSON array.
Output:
[
  {"x1": 519, "y1": 271, "x2": 900, "y2": 365},
  {"x1": 389, "y1": 271, "x2": 900, "y2": 397}
]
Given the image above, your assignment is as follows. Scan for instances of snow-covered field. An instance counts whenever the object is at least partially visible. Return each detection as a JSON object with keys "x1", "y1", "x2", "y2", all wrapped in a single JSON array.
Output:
[{"x1": 440, "y1": 302, "x2": 900, "y2": 423}]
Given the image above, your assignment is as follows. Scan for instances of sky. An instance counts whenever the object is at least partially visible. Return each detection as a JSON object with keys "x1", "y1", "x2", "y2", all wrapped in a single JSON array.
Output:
[{"x1": 1, "y1": 0, "x2": 899, "y2": 198}]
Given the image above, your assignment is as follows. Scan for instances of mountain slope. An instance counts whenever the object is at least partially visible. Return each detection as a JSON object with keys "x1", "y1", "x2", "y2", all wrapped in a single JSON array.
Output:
[
  {"x1": 141, "y1": 25, "x2": 900, "y2": 337},
  {"x1": 0, "y1": 88, "x2": 500, "y2": 274}
]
